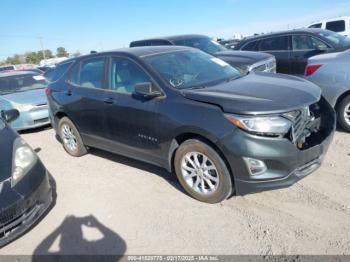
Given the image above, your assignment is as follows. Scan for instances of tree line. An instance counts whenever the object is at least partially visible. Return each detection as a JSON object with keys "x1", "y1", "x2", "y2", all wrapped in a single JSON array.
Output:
[{"x1": 1, "y1": 47, "x2": 81, "y2": 65}]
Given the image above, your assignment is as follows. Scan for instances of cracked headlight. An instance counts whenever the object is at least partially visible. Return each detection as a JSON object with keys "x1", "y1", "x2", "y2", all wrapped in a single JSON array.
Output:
[
  {"x1": 224, "y1": 114, "x2": 292, "y2": 136},
  {"x1": 12, "y1": 138, "x2": 37, "y2": 187}
]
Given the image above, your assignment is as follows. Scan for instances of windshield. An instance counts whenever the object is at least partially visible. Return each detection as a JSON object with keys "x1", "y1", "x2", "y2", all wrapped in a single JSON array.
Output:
[
  {"x1": 318, "y1": 30, "x2": 350, "y2": 47},
  {"x1": 173, "y1": 37, "x2": 227, "y2": 55},
  {"x1": 0, "y1": 73, "x2": 48, "y2": 95},
  {"x1": 144, "y1": 50, "x2": 241, "y2": 90}
]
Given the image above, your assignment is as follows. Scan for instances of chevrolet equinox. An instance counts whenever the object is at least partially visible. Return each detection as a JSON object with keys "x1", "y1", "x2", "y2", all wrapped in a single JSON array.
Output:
[{"x1": 46, "y1": 46, "x2": 336, "y2": 203}]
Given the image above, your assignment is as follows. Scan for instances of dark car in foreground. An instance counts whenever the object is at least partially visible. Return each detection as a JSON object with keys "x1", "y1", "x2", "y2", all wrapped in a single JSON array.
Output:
[
  {"x1": 130, "y1": 34, "x2": 276, "y2": 75},
  {"x1": 0, "y1": 109, "x2": 52, "y2": 246},
  {"x1": 0, "y1": 71, "x2": 50, "y2": 131},
  {"x1": 305, "y1": 50, "x2": 350, "y2": 132},
  {"x1": 47, "y1": 46, "x2": 335, "y2": 203},
  {"x1": 235, "y1": 29, "x2": 350, "y2": 75}
]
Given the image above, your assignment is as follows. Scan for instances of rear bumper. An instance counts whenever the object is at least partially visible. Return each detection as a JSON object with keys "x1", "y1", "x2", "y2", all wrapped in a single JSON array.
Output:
[{"x1": 0, "y1": 170, "x2": 52, "y2": 247}]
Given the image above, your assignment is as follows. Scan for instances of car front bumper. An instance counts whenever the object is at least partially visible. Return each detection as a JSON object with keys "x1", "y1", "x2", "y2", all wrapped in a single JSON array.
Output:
[
  {"x1": 11, "y1": 107, "x2": 51, "y2": 131},
  {"x1": 0, "y1": 161, "x2": 52, "y2": 247},
  {"x1": 220, "y1": 100, "x2": 336, "y2": 195}
]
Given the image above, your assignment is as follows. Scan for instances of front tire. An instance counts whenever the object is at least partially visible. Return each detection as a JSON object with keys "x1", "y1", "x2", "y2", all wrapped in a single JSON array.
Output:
[
  {"x1": 58, "y1": 117, "x2": 87, "y2": 157},
  {"x1": 337, "y1": 95, "x2": 350, "y2": 132},
  {"x1": 174, "y1": 139, "x2": 233, "y2": 203}
]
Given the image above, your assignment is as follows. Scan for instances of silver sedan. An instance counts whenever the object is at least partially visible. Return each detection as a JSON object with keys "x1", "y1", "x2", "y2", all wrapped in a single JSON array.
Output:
[
  {"x1": 305, "y1": 50, "x2": 350, "y2": 132},
  {"x1": 0, "y1": 71, "x2": 50, "y2": 131}
]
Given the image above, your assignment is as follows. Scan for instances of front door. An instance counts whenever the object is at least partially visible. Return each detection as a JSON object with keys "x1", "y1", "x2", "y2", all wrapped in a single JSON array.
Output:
[{"x1": 102, "y1": 56, "x2": 163, "y2": 164}]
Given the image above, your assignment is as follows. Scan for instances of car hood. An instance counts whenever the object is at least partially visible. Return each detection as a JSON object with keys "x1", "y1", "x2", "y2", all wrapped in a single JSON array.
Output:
[
  {"x1": 181, "y1": 72, "x2": 321, "y2": 115},
  {"x1": 214, "y1": 50, "x2": 274, "y2": 65},
  {"x1": 0, "y1": 120, "x2": 16, "y2": 181},
  {"x1": 1, "y1": 89, "x2": 47, "y2": 106}
]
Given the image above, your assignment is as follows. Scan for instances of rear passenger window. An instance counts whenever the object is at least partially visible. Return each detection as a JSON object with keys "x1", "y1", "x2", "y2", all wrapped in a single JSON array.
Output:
[
  {"x1": 292, "y1": 35, "x2": 328, "y2": 50},
  {"x1": 109, "y1": 57, "x2": 151, "y2": 94},
  {"x1": 259, "y1": 36, "x2": 288, "y2": 51},
  {"x1": 326, "y1": 20, "x2": 345, "y2": 32},
  {"x1": 242, "y1": 41, "x2": 258, "y2": 51},
  {"x1": 69, "y1": 58, "x2": 105, "y2": 89}
]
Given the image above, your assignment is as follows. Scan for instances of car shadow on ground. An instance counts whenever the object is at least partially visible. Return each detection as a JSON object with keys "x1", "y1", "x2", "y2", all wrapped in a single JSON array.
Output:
[
  {"x1": 89, "y1": 148, "x2": 186, "y2": 195},
  {"x1": 32, "y1": 215, "x2": 126, "y2": 261}
]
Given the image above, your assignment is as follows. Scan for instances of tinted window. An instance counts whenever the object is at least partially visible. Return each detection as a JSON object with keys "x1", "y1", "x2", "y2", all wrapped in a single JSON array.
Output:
[
  {"x1": 69, "y1": 58, "x2": 105, "y2": 89},
  {"x1": 292, "y1": 35, "x2": 328, "y2": 50},
  {"x1": 0, "y1": 73, "x2": 48, "y2": 95},
  {"x1": 326, "y1": 20, "x2": 346, "y2": 32},
  {"x1": 109, "y1": 57, "x2": 151, "y2": 94},
  {"x1": 130, "y1": 40, "x2": 170, "y2": 47},
  {"x1": 259, "y1": 36, "x2": 288, "y2": 51},
  {"x1": 144, "y1": 50, "x2": 240, "y2": 90},
  {"x1": 45, "y1": 62, "x2": 73, "y2": 82},
  {"x1": 309, "y1": 23, "x2": 322, "y2": 28},
  {"x1": 173, "y1": 37, "x2": 227, "y2": 55},
  {"x1": 242, "y1": 41, "x2": 258, "y2": 51}
]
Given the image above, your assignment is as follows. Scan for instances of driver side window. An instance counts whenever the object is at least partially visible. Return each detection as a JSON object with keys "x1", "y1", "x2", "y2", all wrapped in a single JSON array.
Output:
[{"x1": 109, "y1": 57, "x2": 151, "y2": 94}]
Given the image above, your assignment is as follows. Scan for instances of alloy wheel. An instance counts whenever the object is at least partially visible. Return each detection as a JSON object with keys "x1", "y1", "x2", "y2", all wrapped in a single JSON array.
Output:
[
  {"x1": 180, "y1": 152, "x2": 219, "y2": 195},
  {"x1": 61, "y1": 124, "x2": 78, "y2": 152}
]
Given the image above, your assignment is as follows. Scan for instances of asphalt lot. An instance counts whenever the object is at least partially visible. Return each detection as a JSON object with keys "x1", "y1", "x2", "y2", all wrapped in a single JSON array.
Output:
[{"x1": 0, "y1": 127, "x2": 350, "y2": 255}]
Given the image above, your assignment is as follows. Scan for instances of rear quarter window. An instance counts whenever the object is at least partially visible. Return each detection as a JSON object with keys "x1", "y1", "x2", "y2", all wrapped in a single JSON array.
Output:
[{"x1": 326, "y1": 20, "x2": 346, "y2": 32}]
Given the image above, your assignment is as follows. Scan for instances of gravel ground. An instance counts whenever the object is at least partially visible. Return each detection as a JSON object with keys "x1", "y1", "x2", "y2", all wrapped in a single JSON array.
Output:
[{"x1": 0, "y1": 128, "x2": 349, "y2": 255}]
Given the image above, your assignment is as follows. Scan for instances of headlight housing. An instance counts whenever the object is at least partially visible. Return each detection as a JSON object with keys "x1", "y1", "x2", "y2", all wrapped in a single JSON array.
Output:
[
  {"x1": 10, "y1": 101, "x2": 34, "y2": 112},
  {"x1": 224, "y1": 114, "x2": 292, "y2": 137},
  {"x1": 11, "y1": 138, "x2": 37, "y2": 187}
]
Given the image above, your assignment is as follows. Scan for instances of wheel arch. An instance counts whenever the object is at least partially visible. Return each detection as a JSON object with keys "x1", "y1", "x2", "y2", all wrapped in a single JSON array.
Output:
[{"x1": 167, "y1": 132, "x2": 234, "y2": 184}]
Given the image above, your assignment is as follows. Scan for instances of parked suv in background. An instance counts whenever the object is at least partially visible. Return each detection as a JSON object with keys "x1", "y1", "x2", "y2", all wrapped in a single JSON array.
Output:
[
  {"x1": 130, "y1": 34, "x2": 276, "y2": 75},
  {"x1": 305, "y1": 50, "x2": 350, "y2": 132},
  {"x1": 308, "y1": 16, "x2": 350, "y2": 37},
  {"x1": 235, "y1": 29, "x2": 350, "y2": 75},
  {"x1": 47, "y1": 46, "x2": 335, "y2": 203}
]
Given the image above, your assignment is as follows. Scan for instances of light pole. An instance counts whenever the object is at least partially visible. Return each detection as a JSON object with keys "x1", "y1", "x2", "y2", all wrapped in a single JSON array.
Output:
[{"x1": 38, "y1": 36, "x2": 46, "y2": 60}]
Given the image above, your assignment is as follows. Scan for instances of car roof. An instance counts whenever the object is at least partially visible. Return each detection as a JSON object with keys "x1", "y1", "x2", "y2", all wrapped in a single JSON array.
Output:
[
  {"x1": 131, "y1": 34, "x2": 210, "y2": 43},
  {"x1": 74, "y1": 46, "x2": 193, "y2": 61},
  {"x1": 0, "y1": 70, "x2": 37, "y2": 78},
  {"x1": 242, "y1": 28, "x2": 325, "y2": 41}
]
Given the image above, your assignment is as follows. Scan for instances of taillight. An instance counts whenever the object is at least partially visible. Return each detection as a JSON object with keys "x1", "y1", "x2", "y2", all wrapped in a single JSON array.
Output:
[
  {"x1": 305, "y1": 64, "x2": 322, "y2": 76},
  {"x1": 44, "y1": 87, "x2": 51, "y2": 96}
]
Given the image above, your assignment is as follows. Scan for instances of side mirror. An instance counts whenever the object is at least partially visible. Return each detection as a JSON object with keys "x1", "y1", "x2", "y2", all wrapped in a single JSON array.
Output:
[
  {"x1": 134, "y1": 82, "x2": 162, "y2": 98},
  {"x1": 1, "y1": 109, "x2": 20, "y2": 123},
  {"x1": 316, "y1": 45, "x2": 328, "y2": 51}
]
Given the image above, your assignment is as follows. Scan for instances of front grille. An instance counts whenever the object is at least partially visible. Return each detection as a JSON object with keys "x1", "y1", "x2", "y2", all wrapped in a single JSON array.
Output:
[
  {"x1": 250, "y1": 58, "x2": 276, "y2": 73},
  {"x1": 30, "y1": 104, "x2": 48, "y2": 112},
  {"x1": 284, "y1": 98, "x2": 335, "y2": 150},
  {"x1": 0, "y1": 198, "x2": 30, "y2": 226},
  {"x1": 34, "y1": 118, "x2": 49, "y2": 125}
]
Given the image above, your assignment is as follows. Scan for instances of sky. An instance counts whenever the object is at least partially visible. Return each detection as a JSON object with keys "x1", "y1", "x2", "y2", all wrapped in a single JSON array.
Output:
[{"x1": 1, "y1": 0, "x2": 350, "y2": 60}]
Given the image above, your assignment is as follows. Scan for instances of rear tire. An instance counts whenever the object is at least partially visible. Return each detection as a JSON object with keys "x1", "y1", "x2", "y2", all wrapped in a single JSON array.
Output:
[
  {"x1": 337, "y1": 95, "x2": 350, "y2": 133},
  {"x1": 174, "y1": 139, "x2": 233, "y2": 204},
  {"x1": 58, "y1": 117, "x2": 87, "y2": 157}
]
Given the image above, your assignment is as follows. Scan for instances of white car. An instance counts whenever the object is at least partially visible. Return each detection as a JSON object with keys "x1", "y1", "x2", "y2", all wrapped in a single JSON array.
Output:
[{"x1": 308, "y1": 16, "x2": 350, "y2": 37}]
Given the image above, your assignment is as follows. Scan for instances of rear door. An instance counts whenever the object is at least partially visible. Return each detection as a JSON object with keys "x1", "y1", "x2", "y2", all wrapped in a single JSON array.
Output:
[
  {"x1": 64, "y1": 56, "x2": 110, "y2": 146},
  {"x1": 257, "y1": 35, "x2": 291, "y2": 74},
  {"x1": 102, "y1": 56, "x2": 163, "y2": 164},
  {"x1": 291, "y1": 34, "x2": 330, "y2": 75}
]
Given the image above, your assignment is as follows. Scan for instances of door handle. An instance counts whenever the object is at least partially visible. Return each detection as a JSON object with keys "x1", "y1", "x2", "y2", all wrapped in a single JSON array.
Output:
[
  {"x1": 103, "y1": 97, "x2": 115, "y2": 104},
  {"x1": 64, "y1": 90, "x2": 72, "y2": 96}
]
